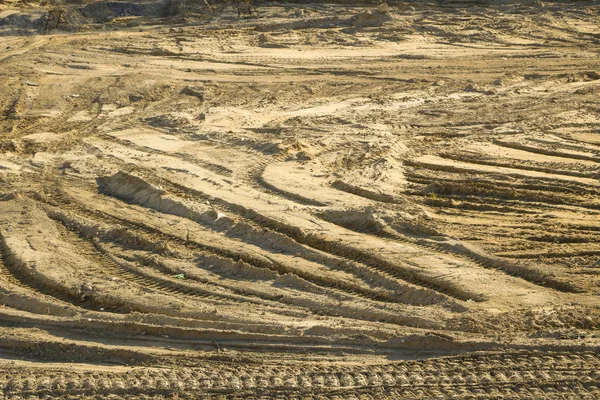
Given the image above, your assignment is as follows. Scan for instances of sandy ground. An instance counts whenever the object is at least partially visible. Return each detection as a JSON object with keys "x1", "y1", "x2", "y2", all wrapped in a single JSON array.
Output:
[{"x1": 0, "y1": 0, "x2": 599, "y2": 398}]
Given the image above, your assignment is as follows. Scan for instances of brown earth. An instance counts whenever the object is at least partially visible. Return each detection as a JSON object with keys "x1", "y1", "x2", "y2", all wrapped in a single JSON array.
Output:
[{"x1": 0, "y1": 0, "x2": 599, "y2": 398}]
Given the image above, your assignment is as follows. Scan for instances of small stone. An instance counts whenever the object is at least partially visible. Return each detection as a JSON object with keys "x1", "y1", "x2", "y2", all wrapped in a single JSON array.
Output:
[
  {"x1": 377, "y1": 2, "x2": 389, "y2": 14},
  {"x1": 180, "y1": 85, "x2": 204, "y2": 101},
  {"x1": 129, "y1": 94, "x2": 144, "y2": 102}
]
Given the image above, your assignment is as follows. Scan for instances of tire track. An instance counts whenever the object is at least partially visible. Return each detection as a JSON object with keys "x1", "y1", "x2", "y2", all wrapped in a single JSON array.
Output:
[
  {"x1": 252, "y1": 161, "x2": 327, "y2": 206},
  {"x1": 0, "y1": 351, "x2": 597, "y2": 397},
  {"x1": 49, "y1": 187, "x2": 403, "y2": 304},
  {"x1": 99, "y1": 133, "x2": 233, "y2": 177},
  {"x1": 39, "y1": 186, "x2": 454, "y2": 327},
  {"x1": 0, "y1": 231, "x2": 105, "y2": 313},
  {"x1": 330, "y1": 179, "x2": 405, "y2": 204},
  {"x1": 46, "y1": 209, "x2": 300, "y2": 309},
  {"x1": 405, "y1": 169, "x2": 600, "y2": 215},
  {"x1": 407, "y1": 168, "x2": 600, "y2": 197},
  {"x1": 405, "y1": 158, "x2": 600, "y2": 191},
  {"x1": 402, "y1": 167, "x2": 595, "y2": 292},
  {"x1": 318, "y1": 207, "x2": 583, "y2": 294},
  {"x1": 150, "y1": 176, "x2": 472, "y2": 305},
  {"x1": 441, "y1": 152, "x2": 599, "y2": 179},
  {"x1": 494, "y1": 139, "x2": 600, "y2": 163},
  {"x1": 60, "y1": 166, "x2": 446, "y2": 308}
]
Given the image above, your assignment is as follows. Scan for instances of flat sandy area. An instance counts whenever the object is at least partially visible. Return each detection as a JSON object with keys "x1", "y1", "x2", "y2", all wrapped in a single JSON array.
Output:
[{"x1": 0, "y1": 0, "x2": 599, "y2": 398}]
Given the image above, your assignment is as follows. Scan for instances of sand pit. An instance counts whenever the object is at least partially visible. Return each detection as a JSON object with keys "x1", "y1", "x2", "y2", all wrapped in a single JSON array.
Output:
[{"x1": 0, "y1": 0, "x2": 599, "y2": 398}]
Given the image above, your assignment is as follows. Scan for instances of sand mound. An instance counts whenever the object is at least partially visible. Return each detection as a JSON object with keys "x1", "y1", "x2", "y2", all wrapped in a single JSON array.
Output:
[
  {"x1": 351, "y1": 9, "x2": 393, "y2": 28},
  {"x1": 320, "y1": 208, "x2": 386, "y2": 234}
]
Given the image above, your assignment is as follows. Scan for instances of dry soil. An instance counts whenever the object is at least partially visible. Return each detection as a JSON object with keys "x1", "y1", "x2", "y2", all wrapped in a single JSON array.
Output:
[{"x1": 0, "y1": 0, "x2": 599, "y2": 398}]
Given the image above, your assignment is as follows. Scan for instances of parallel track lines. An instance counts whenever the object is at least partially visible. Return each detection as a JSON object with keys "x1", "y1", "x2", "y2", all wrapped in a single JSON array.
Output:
[
  {"x1": 49, "y1": 213, "x2": 284, "y2": 309},
  {"x1": 0, "y1": 351, "x2": 597, "y2": 397},
  {"x1": 50, "y1": 182, "x2": 438, "y2": 307},
  {"x1": 37, "y1": 189, "x2": 453, "y2": 327},
  {"x1": 159, "y1": 178, "x2": 473, "y2": 305},
  {"x1": 0, "y1": 233, "x2": 103, "y2": 312}
]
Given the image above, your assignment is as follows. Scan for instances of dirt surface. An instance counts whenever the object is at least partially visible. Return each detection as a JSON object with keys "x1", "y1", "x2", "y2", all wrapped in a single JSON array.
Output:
[{"x1": 0, "y1": 0, "x2": 599, "y2": 398}]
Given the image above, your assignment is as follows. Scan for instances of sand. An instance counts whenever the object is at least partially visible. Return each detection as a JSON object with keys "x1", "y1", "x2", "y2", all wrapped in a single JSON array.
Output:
[{"x1": 0, "y1": 0, "x2": 599, "y2": 398}]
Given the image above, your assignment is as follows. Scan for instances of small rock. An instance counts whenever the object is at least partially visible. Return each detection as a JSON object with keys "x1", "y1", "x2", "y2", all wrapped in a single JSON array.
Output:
[
  {"x1": 585, "y1": 71, "x2": 600, "y2": 80},
  {"x1": 215, "y1": 212, "x2": 226, "y2": 221},
  {"x1": 180, "y1": 85, "x2": 204, "y2": 101},
  {"x1": 129, "y1": 94, "x2": 144, "y2": 102},
  {"x1": 296, "y1": 151, "x2": 312, "y2": 161},
  {"x1": 464, "y1": 83, "x2": 483, "y2": 92},
  {"x1": 377, "y1": 2, "x2": 390, "y2": 14}
]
